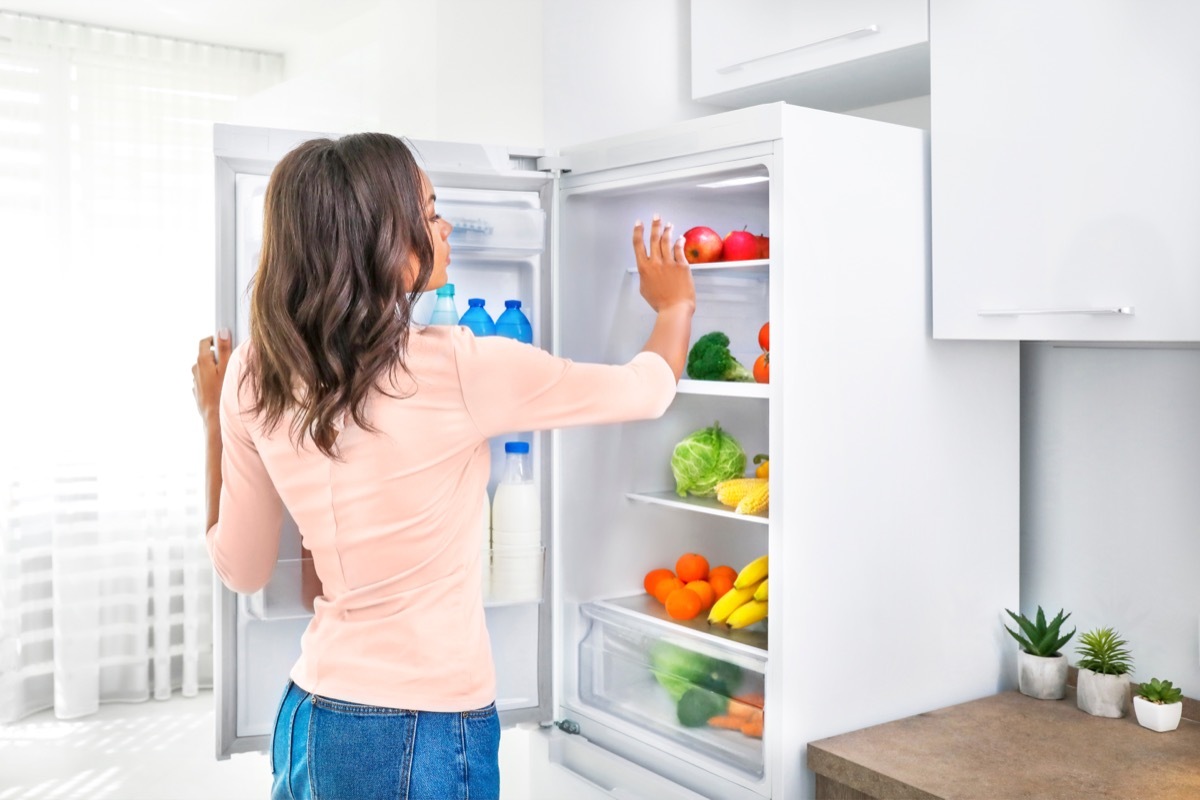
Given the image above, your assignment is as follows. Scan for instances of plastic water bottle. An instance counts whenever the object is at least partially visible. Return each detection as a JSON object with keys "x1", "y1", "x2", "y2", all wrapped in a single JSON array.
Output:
[
  {"x1": 495, "y1": 300, "x2": 533, "y2": 343},
  {"x1": 460, "y1": 298, "x2": 496, "y2": 336},
  {"x1": 429, "y1": 284, "x2": 459, "y2": 325},
  {"x1": 490, "y1": 441, "x2": 542, "y2": 602}
]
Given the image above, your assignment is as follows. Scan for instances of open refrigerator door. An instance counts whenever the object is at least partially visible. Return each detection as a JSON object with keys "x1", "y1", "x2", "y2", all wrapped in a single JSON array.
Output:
[{"x1": 211, "y1": 124, "x2": 560, "y2": 759}]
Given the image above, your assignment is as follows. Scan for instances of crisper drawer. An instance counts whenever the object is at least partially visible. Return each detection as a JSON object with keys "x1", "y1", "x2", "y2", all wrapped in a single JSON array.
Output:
[
  {"x1": 578, "y1": 596, "x2": 767, "y2": 778},
  {"x1": 440, "y1": 201, "x2": 545, "y2": 255}
]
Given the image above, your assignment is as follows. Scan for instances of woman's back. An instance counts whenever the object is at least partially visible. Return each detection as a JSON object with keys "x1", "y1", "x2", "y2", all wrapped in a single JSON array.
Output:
[{"x1": 211, "y1": 323, "x2": 676, "y2": 711}]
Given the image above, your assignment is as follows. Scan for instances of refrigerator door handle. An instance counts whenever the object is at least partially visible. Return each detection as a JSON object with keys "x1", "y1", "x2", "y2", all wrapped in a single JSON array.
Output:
[{"x1": 977, "y1": 306, "x2": 1134, "y2": 316}]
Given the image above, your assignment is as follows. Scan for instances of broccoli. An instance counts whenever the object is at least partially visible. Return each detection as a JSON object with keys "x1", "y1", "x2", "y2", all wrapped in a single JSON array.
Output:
[{"x1": 686, "y1": 332, "x2": 755, "y2": 382}]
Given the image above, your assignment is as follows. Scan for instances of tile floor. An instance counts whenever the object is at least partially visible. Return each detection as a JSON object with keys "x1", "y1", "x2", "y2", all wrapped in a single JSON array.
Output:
[{"x1": 0, "y1": 691, "x2": 271, "y2": 800}]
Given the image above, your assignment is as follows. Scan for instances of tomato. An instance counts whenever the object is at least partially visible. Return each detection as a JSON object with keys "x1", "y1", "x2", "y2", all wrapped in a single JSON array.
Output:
[
  {"x1": 753, "y1": 352, "x2": 769, "y2": 384},
  {"x1": 758, "y1": 322, "x2": 769, "y2": 352}
]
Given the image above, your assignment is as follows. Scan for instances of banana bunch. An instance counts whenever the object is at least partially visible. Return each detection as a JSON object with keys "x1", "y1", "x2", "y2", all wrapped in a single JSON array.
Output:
[{"x1": 707, "y1": 555, "x2": 768, "y2": 629}]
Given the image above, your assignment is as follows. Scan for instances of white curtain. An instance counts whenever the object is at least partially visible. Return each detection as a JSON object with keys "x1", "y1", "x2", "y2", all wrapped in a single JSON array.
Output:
[{"x1": 0, "y1": 12, "x2": 282, "y2": 723}]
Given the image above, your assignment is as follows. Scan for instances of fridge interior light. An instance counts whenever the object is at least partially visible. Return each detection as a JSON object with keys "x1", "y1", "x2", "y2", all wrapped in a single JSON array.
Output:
[{"x1": 695, "y1": 176, "x2": 770, "y2": 189}]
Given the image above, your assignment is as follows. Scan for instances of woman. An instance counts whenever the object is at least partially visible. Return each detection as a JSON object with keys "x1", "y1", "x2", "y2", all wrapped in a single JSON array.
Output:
[{"x1": 192, "y1": 132, "x2": 694, "y2": 800}]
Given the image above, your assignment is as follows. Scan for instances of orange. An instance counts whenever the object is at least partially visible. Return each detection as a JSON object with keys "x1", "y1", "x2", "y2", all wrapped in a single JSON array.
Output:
[
  {"x1": 652, "y1": 576, "x2": 685, "y2": 605},
  {"x1": 675, "y1": 553, "x2": 710, "y2": 583},
  {"x1": 708, "y1": 572, "x2": 734, "y2": 599},
  {"x1": 643, "y1": 568, "x2": 675, "y2": 596},
  {"x1": 665, "y1": 587, "x2": 703, "y2": 620},
  {"x1": 709, "y1": 565, "x2": 738, "y2": 584},
  {"x1": 685, "y1": 580, "x2": 716, "y2": 610}
]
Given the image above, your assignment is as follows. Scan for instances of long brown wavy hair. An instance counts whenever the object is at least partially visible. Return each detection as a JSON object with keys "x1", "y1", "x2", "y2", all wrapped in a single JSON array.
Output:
[{"x1": 241, "y1": 133, "x2": 434, "y2": 458}]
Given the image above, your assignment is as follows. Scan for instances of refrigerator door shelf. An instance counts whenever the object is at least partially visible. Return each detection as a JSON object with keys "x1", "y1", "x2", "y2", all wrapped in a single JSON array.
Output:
[
  {"x1": 578, "y1": 598, "x2": 767, "y2": 778},
  {"x1": 244, "y1": 558, "x2": 316, "y2": 621},
  {"x1": 482, "y1": 544, "x2": 546, "y2": 607},
  {"x1": 625, "y1": 490, "x2": 769, "y2": 524},
  {"x1": 441, "y1": 201, "x2": 546, "y2": 256}
]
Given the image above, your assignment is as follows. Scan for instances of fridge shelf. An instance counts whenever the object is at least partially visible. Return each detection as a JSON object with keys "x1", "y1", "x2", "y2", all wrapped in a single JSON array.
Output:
[
  {"x1": 579, "y1": 596, "x2": 766, "y2": 777},
  {"x1": 244, "y1": 558, "x2": 315, "y2": 621},
  {"x1": 625, "y1": 491, "x2": 769, "y2": 525},
  {"x1": 589, "y1": 594, "x2": 767, "y2": 654},
  {"x1": 626, "y1": 258, "x2": 768, "y2": 276},
  {"x1": 676, "y1": 379, "x2": 768, "y2": 399},
  {"x1": 482, "y1": 545, "x2": 545, "y2": 606},
  {"x1": 441, "y1": 201, "x2": 545, "y2": 256}
]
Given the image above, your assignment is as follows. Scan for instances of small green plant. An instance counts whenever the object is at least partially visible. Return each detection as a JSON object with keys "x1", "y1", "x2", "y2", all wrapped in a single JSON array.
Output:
[
  {"x1": 1004, "y1": 606, "x2": 1075, "y2": 657},
  {"x1": 1075, "y1": 627, "x2": 1134, "y2": 676},
  {"x1": 1137, "y1": 678, "x2": 1183, "y2": 705}
]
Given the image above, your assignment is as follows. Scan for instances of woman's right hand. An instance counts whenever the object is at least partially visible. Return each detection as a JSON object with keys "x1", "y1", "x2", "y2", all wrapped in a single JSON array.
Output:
[{"x1": 633, "y1": 215, "x2": 695, "y2": 315}]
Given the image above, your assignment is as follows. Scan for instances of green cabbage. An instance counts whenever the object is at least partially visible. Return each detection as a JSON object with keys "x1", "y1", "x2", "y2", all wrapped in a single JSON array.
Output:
[{"x1": 670, "y1": 422, "x2": 746, "y2": 498}]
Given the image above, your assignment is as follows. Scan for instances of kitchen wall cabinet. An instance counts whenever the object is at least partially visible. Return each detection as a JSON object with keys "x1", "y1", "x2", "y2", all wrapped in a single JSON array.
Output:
[
  {"x1": 931, "y1": 0, "x2": 1200, "y2": 341},
  {"x1": 690, "y1": 0, "x2": 928, "y2": 112}
]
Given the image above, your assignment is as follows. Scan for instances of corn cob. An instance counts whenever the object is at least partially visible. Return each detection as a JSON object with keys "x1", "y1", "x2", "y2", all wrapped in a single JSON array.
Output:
[
  {"x1": 715, "y1": 478, "x2": 767, "y2": 508},
  {"x1": 735, "y1": 481, "x2": 769, "y2": 515}
]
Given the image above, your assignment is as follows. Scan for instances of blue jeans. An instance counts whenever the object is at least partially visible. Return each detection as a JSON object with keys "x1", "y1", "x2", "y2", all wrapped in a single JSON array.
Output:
[{"x1": 271, "y1": 680, "x2": 501, "y2": 800}]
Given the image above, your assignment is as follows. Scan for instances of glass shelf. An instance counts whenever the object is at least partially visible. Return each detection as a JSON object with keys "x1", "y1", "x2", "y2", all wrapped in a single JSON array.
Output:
[
  {"x1": 627, "y1": 258, "x2": 768, "y2": 277},
  {"x1": 677, "y1": 379, "x2": 768, "y2": 398},
  {"x1": 588, "y1": 593, "x2": 768, "y2": 655},
  {"x1": 625, "y1": 490, "x2": 769, "y2": 525}
]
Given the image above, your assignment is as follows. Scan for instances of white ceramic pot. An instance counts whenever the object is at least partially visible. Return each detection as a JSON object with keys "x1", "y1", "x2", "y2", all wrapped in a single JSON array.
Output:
[
  {"x1": 1076, "y1": 668, "x2": 1130, "y2": 718},
  {"x1": 1133, "y1": 695, "x2": 1183, "y2": 732},
  {"x1": 1017, "y1": 651, "x2": 1068, "y2": 700}
]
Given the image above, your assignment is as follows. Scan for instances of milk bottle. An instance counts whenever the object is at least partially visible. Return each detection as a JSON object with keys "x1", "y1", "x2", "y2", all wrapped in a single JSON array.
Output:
[{"x1": 490, "y1": 441, "x2": 542, "y2": 601}]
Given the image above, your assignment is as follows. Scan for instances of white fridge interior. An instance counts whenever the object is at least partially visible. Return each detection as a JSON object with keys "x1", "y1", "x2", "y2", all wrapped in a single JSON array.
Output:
[{"x1": 550, "y1": 159, "x2": 773, "y2": 799}]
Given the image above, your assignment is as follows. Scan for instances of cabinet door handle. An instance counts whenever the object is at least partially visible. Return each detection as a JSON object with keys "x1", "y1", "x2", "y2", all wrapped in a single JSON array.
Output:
[
  {"x1": 977, "y1": 306, "x2": 1135, "y2": 317},
  {"x1": 716, "y1": 25, "x2": 880, "y2": 74}
]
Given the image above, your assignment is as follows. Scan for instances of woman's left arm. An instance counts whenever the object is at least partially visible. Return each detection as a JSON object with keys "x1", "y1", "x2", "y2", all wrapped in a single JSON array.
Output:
[{"x1": 193, "y1": 331, "x2": 232, "y2": 530}]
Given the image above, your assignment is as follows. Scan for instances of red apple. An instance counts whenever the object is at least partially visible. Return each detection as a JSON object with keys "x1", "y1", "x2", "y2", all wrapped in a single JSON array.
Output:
[
  {"x1": 722, "y1": 229, "x2": 758, "y2": 262},
  {"x1": 682, "y1": 226, "x2": 723, "y2": 263},
  {"x1": 755, "y1": 234, "x2": 770, "y2": 259}
]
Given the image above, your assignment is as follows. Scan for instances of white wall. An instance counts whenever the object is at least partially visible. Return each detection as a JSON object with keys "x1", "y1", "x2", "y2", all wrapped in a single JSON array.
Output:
[
  {"x1": 229, "y1": 0, "x2": 543, "y2": 146},
  {"x1": 1022, "y1": 343, "x2": 1200, "y2": 692},
  {"x1": 542, "y1": 0, "x2": 721, "y2": 146}
]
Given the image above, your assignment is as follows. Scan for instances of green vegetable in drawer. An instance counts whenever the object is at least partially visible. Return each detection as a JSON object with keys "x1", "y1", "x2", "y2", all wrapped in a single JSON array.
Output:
[
  {"x1": 649, "y1": 642, "x2": 744, "y2": 702},
  {"x1": 677, "y1": 686, "x2": 729, "y2": 728}
]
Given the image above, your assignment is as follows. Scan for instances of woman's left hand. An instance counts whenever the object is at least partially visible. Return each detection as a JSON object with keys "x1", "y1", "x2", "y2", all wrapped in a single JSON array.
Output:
[{"x1": 193, "y1": 330, "x2": 232, "y2": 433}]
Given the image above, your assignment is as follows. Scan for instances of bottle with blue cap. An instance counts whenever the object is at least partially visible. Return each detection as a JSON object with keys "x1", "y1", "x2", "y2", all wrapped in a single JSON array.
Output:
[
  {"x1": 495, "y1": 299, "x2": 533, "y2": 343},
  {"x1": 429, "y1": 283, "x2": 460, "y2": 325},
  {"x1": 490, "y1": 441, "x2": 541, "y2": 601},
  {"x1": 459, "y1": 298, "x2": 496, "y2": 336},
  {"x1": 493, "y1": 443, "x2": 533, "y2": 535}
]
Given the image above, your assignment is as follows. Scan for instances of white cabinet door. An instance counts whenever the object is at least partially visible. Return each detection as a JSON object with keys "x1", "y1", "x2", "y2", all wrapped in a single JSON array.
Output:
[
  {"x1": 691, "y1": 0, "x2": 928, "y2": 111},
  {"x1": 931, "y1": 0, "x2": 1200, "y2": 341}
]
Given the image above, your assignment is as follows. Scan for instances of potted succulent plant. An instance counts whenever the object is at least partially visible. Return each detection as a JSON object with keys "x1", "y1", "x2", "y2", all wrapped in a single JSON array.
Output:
[
  {"x1": 1075, "y1": 627, "x2": 1134, "y2": 718},
  {"x1": 1133, "y1": 678, "x2": 1184, "y2": 733},
  {"x1": 1004, "y1": 606, "x2": 1076, "y2": 700}
]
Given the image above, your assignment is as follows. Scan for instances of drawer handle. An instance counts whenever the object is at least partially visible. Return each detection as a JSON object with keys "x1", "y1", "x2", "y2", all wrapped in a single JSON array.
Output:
[
  {"x1": 716, "y1": 25, "x2": 879, "y2": 74},
  {"x1": 977, "y1": 306, "x2": 1135, "y2": 317}
]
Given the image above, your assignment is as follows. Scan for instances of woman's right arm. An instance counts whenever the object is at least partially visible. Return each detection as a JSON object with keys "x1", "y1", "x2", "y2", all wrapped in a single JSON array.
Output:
[
  {"x1": 454, "y1": 216, "x2": 695, "y2": 437},
  {"x1": 632, "y1": 215, "x2": 696, "y2": 381}
]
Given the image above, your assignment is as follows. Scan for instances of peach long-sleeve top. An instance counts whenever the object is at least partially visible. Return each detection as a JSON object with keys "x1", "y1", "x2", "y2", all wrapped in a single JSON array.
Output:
[{"x1": 207, "y1": 324, "x2": 677, "y2": 712}]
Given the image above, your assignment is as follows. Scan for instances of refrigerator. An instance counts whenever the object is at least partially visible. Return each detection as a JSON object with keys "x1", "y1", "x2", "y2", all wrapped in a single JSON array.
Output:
[{"x1": 211, "y1": 103, "x2": 1019, "y2": 799}]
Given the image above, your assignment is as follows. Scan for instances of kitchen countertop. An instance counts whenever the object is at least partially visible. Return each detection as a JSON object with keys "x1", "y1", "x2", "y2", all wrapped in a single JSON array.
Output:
[{"x1": 807, "y1": 689, "x2": 1200, "y2": 799}]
